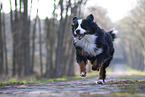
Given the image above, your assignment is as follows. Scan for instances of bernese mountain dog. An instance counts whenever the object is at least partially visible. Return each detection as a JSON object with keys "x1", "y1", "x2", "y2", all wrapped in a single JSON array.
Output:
[{"x1": 71, "y1": 14, "x2": 116, "y2": 84}]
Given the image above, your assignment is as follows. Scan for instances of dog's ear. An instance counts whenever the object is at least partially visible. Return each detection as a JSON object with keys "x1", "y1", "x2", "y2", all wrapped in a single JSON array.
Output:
[
  {"x1": 87, "y1": 14, "x2": 94, "y2": 21},
  {"x1": 73, "y1": 17, "x2": 78, "y2": 23}
]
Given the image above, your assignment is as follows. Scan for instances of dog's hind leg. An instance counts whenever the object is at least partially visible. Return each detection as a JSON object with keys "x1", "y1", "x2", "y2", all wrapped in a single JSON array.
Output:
[
  {"x1": 102, "y1": 57, "x2": 113, "y2": 81},
  {"x1": 97, "y1": 57, "x2": 113, "y2": 84},
  {"x1": 103, "y1": 56, "x2": 113, "y2": 69},
  {"x1": 91, "y1": 59, "x2": 99, "y2": 71},
  {"x1": 96, "y1": 66, "x2": 105, "y2": 84}
]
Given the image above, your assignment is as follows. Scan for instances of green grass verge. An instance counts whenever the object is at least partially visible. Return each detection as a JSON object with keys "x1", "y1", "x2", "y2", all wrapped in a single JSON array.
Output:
[
  {"x1": 0, "y1": 69, "x2": 113, "y2": 86},
  {"x1": 72, "y1": 72, "x2": 99, "y2": 79},
  {"x1": 125, "y1": 66, "x2": 145, "y2": 76},
  {"x1": 0, "y1": 72, "x2": 100, "y2": 86},
  {"x1": 72, "y1": 67, "x2": 112, "y2": 79},
  {"x1": 0, "y1": 77, "x2": 67, "y2": 86}
]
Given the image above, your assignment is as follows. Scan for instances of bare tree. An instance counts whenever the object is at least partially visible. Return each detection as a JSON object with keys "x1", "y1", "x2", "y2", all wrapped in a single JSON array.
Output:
[
  {"x1": 0, "y1": 4, "x2": 3, "y2": 75},
  {"x1": 9, "y1": 0, "x2": 16, "y2": 76},
  {"x1": 38, "y1": 16, "x2": 43, "y2": 75},
  {"x1": 3, "y1": 11, "x2": 8, "y2": 75},
  {"x1": 23, "y1": 0, "x2": 31, "y2": 76},
  {"x1": 117, "y1": 0, "x2": 145, "y2": 71},
  {"x1": 31, "y1": 14, "x2": 38, "y2": 74},
  {"x1": 44, "y1": 18, "x2": 55, "y2": 78},
  {"x1": 9, "y1": 0, "x2": 31, "y2": 76}
]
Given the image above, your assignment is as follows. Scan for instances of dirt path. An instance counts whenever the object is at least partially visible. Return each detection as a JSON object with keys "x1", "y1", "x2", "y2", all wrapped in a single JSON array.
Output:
[{"x1": 0, "y1": 64, "x2": 145, "y2": 97}]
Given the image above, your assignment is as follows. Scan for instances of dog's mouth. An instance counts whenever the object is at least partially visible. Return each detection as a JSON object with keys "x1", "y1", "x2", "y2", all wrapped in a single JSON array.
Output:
[
  {"x1": 74, "y1": 30, "x2": 91, "y2": 40},
  {"x1": 77, "y1": 34, "x2": 85, "y2": 40}
]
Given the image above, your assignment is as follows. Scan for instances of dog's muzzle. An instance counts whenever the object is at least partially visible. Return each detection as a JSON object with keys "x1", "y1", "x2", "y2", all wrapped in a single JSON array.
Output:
[
  {"x1": 74, "y1": 30, "x2": 91, "y2": 40},
  {"x1": 77, "y1": 34, "x2": 85, "y2": 40}
]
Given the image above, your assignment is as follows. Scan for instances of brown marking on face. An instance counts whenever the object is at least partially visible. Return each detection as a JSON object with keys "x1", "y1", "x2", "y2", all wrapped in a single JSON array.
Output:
[
  {"x1": 85, "y1": 30, "x2": 91, "y2": 34},
  {"x1": 86, "y1": 30, "x2": 90, "y2": 33}
]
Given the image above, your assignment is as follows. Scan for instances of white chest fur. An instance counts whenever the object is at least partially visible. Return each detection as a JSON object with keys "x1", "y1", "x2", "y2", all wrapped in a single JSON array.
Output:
[{"x1": 73, "y1": 35, "x2": 103, "y2": 56}]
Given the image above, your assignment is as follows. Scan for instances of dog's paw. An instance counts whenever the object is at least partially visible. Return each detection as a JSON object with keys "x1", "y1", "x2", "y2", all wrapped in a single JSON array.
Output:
[
  {"x1": 96, "y1": 79, "x2": 105, "y2": 84},
  {"x1": 80, "y1": 72, "x2": 86, "y2": 77},
  {"x1": 103, "y1": 80, "x2": 107, "y2": 83}
]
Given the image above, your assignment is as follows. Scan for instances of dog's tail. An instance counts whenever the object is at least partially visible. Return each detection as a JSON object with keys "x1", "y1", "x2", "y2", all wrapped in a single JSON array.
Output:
[{"x1": 108, "y1": 30, "x2": 117, "y2": 41}]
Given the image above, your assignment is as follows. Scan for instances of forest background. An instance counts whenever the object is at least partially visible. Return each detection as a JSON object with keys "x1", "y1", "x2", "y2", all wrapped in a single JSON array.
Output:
[{"x1": 0, "y1": 0, "x2": 144, "y2": 79}]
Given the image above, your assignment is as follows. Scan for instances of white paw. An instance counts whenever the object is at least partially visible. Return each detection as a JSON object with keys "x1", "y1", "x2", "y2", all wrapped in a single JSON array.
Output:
[
  {"x1": 96, "y1": 79, "x2": 105, "y2": 84},
  {"x1": 80, "y1": 72, "x2": 86, "y2": 77},
  {"x1": 104, "y1": 80, "x2": 107, "y2": 83}
]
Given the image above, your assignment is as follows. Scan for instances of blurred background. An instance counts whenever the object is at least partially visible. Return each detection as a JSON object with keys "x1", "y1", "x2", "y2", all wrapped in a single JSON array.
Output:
[{"x1": 0, "y1": 0, "x2": 144, "y2": 79}]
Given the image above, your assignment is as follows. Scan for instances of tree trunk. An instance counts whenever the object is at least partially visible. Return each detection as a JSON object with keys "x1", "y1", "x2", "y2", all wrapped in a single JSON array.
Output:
[
  {"x1": 23, "y1": 0, "x2": 30, "y2": 76},
  {"x1": 45, "y1": 18, "x2": 50, "y2": 77},
  {"x1": 38, "y1": 17, "x2": 43, "y2": 76},
  {"x1": 15, "y1": 0, "x2": 22, "y2": 77},
  {"x1": 55, "y1": 0, "x2": 64, "y2": 78},
  {"x1": 3, "y1": 12, "x2": 8, "y2": 75},
  {"x1": 67, "y1": 49, "x2": 75, "y2": 76},
  {"x1": 31, "y1": 16, "x2": 37, "y2": 74},
  {"x1": 9, "y1": 0, "x2": 16, "y2": 76},
  {"x1": 0, "y1": 4, "x2": 3, "y2": 75}
]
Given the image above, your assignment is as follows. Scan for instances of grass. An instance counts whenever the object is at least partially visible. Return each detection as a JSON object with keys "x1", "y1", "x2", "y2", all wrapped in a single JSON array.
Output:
[
  {"x1": 0, "y1": 67, "x2": 113, "y2": 86},
  {"x1": 39, "y1": 76, "x2": 67, "y2": 83},
  {"x1": 72, "y1": 71, "x2": 99, "y2": 79},
  {"x1": 110, "y1": 92, "x2": 141, "y2": 97},
  {"x1": 125, "y1": 66, "x2": 145, "y2": 76},
  {"x1": 0, "y1": 77, "x2": 68, "y2": 86},
  {"x1": 72, "y1": 67, "x2": 112, "y2": 79},
  {"x1": 0, "y1": 71, "x2": 100, "y2": 86},
  {"x1": 0, "y1": 78, "x2": 25, "y2": 86}
]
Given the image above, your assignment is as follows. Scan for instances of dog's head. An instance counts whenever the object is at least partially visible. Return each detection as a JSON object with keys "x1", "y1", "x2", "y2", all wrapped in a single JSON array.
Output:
[{"x1": 72, "y1": 14, "x2": 97, "y2": 40}]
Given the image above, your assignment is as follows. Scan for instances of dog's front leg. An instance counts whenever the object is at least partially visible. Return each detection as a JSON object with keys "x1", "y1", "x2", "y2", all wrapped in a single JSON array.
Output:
[
  {"x1": 79, "y1": 61, "x2": 86, "y2": 77},
  {"x1": 76, "y1": 49, "x2": 87, "y2": 77}
]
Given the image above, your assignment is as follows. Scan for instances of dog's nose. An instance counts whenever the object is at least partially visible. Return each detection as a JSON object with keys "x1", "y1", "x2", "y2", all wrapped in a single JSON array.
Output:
[{"x1": 76, "y1": 30, "x2": 80, "y2": 34}]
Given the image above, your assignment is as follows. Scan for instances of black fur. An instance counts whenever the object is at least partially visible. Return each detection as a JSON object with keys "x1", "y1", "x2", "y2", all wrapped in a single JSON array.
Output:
[{"x1": 71, "y1": 14, "x2": 115, "y2": 81}]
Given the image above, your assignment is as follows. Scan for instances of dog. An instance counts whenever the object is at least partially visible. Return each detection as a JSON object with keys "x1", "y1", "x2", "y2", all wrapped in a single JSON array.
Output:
[{"x1": 71, "y1": 14, "x2": 116, "y2": 84}]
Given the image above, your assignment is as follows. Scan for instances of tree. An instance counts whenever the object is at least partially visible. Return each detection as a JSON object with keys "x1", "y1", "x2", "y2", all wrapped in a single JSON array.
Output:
[
  {"x1": 55, "y1": 0, "x2": 87, "y2": 77},
  {"x1": 9, "y1": 0, "x2": 31, "y2": 76},
  {"x1": 0, "y1": 4, "x2": 3, "y2": 75},
  {"x1": 88, "y1": 6, "x2": 113, "y2": 30},
  {"x1": 31, "y1": 13, "x2": 38, "y2": 74},
  {"x1": 3, "y1": 11, "x2": 8, "y2": 75},
  {"x1": 44, "y1": 18, "x2": 55, "y2": 78},
  {"x1": 116, "y1": 0, "x2": 145, "y2": 71},
  {"x1": 23, "y1": 0, "x2": 31, "y2": 76},
  {"x1": 38, "y1": 16, "x2": 43, "y2": 75}
]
